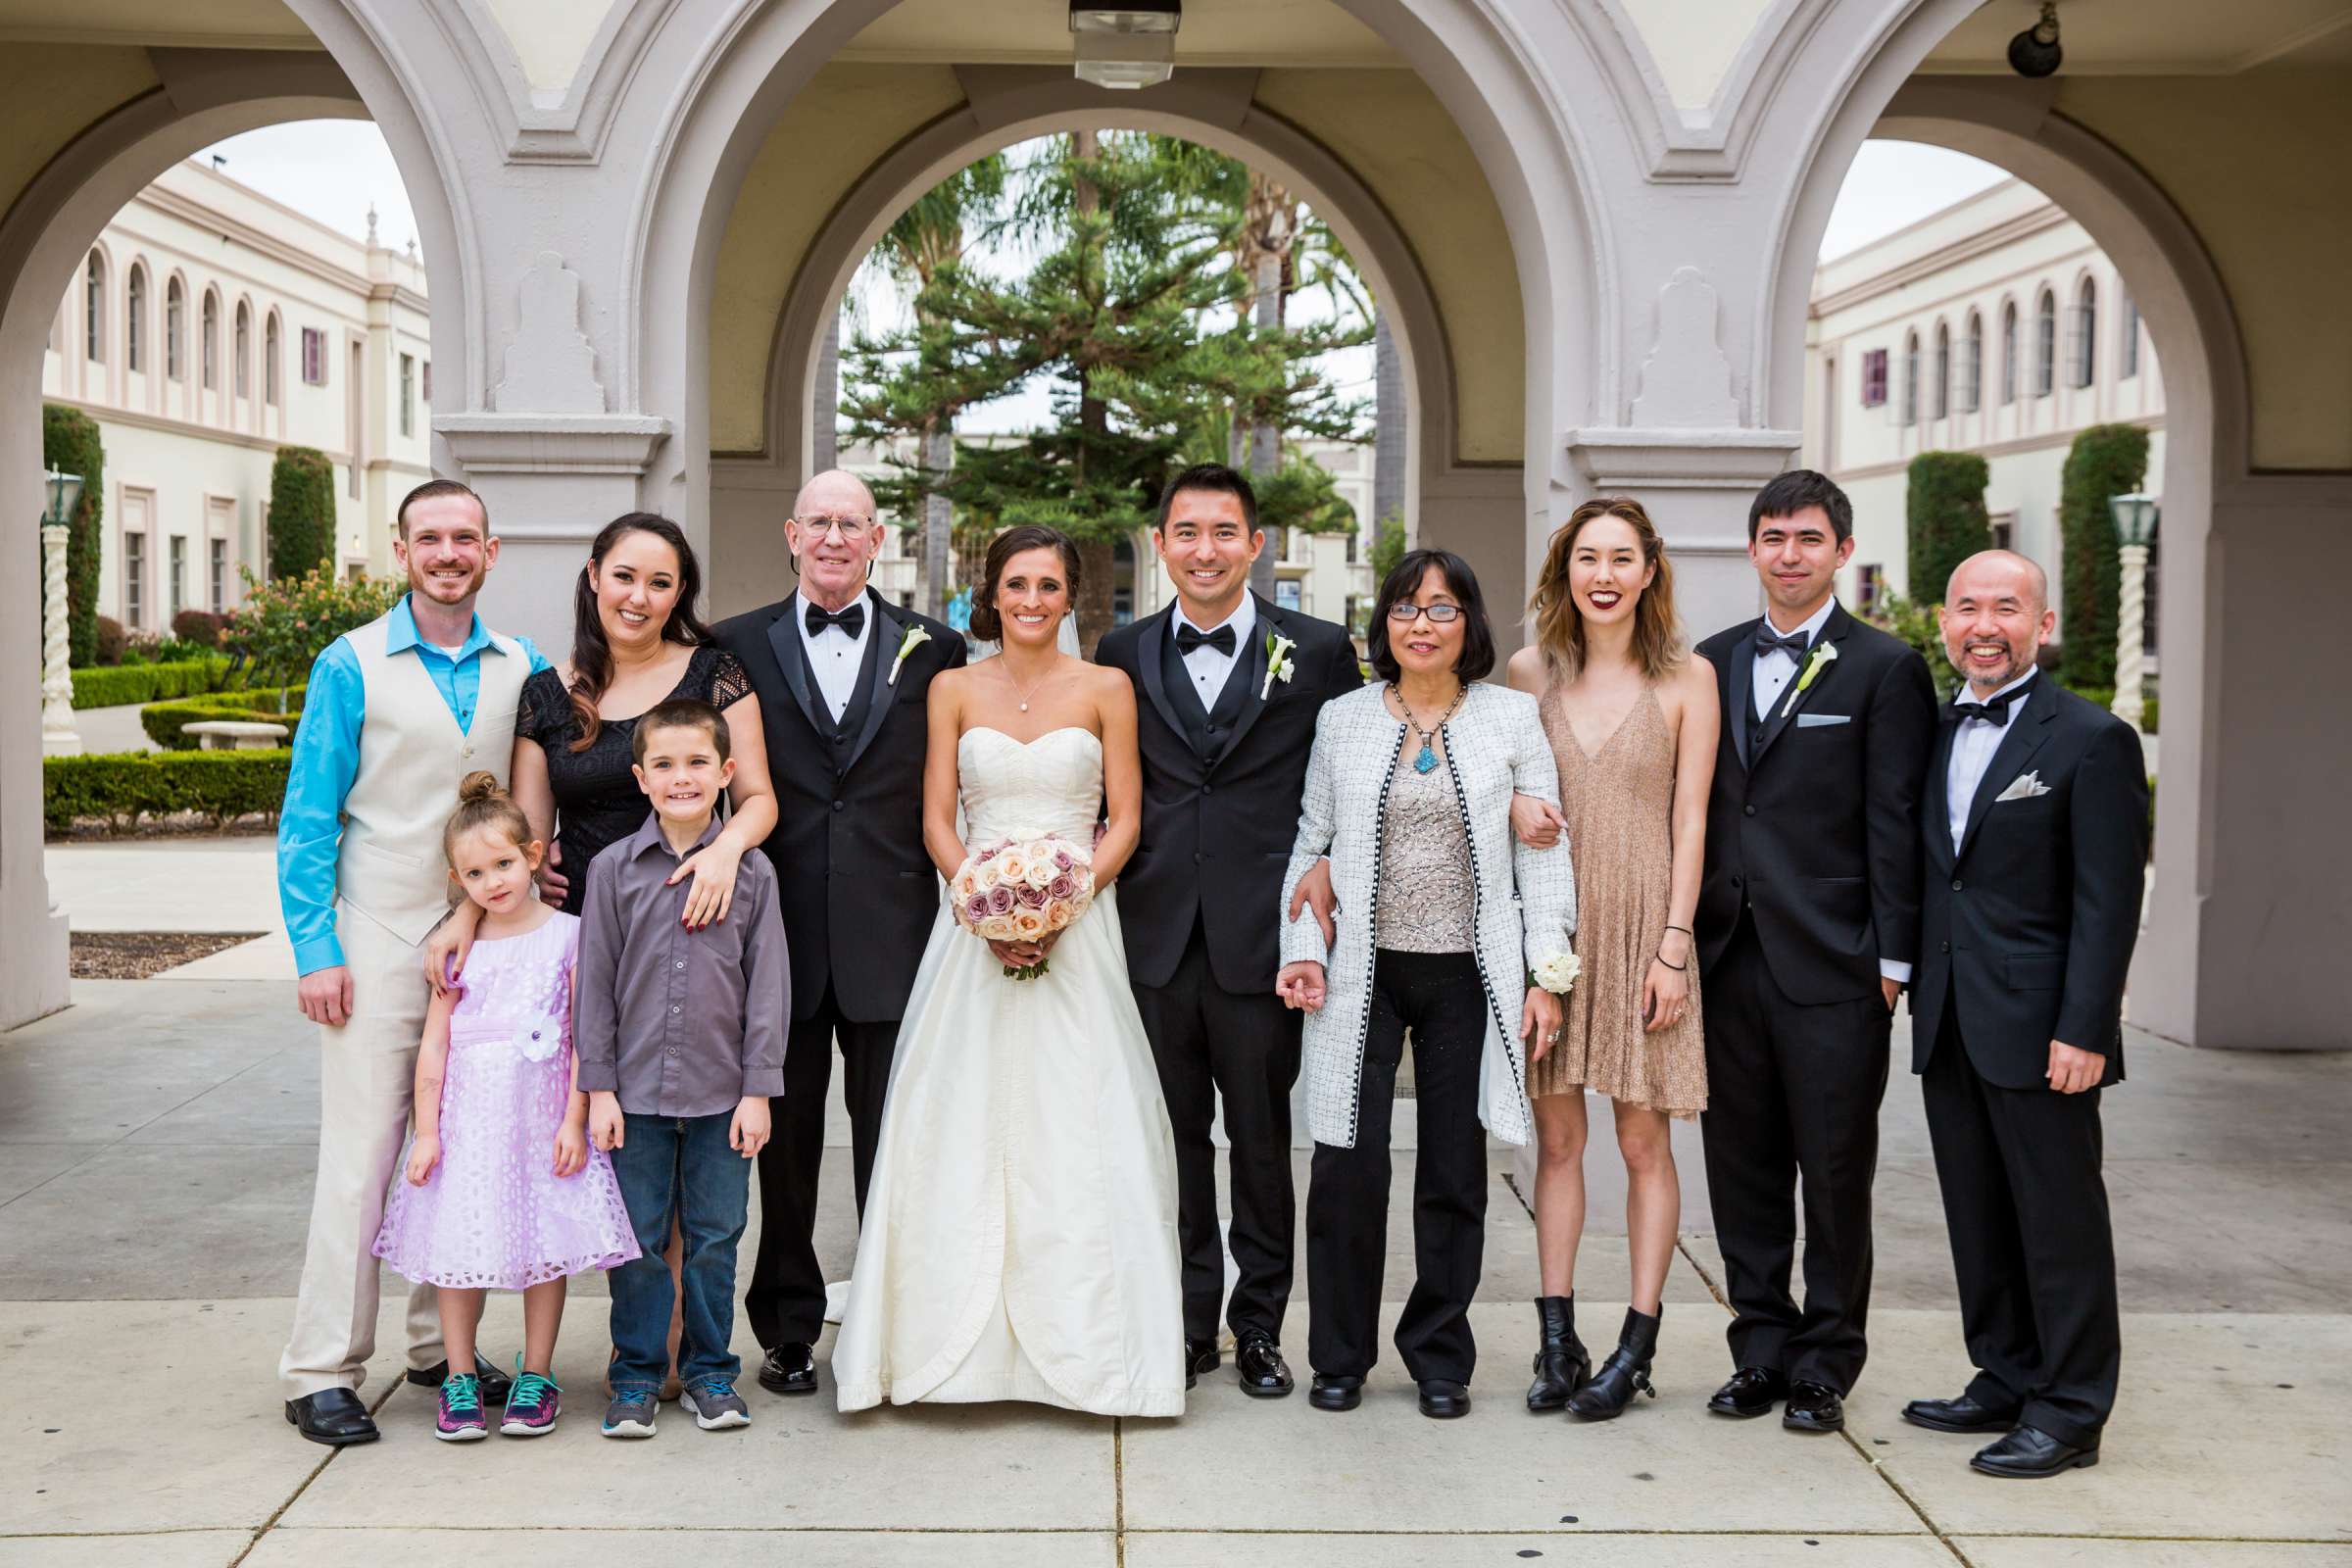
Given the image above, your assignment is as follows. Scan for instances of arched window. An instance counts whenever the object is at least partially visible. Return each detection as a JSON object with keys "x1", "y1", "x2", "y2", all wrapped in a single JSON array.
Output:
[
  {"x1": 2121, "y1": 291, "x2": 2141, "y2": 379},
  {"x1": 265, "y1": 314, "x2": 282, "y2": 406},
  {"x1": 234, "y1": 303, "x2": 251, "y2": 398},
  {"x1": 1961, "y1": 311, "x2": 1984, "y2": 412},
  {"x1": 2070, "y1": 276, "x2": 2097, "y2": 389},
  {"x1": 2000, "y1": 301, "x2": 2019, "y2": 404},
  {"x1": 1931, "y1": 320, "x2": 1949, "y2": 420},
  {"x1": 84, "y1": 251, "x2": 105, "y2": 362},
  {"x1": 2034, "y1": 289, "x2": 2057, "y2": 397},
  {"x1": 1899, "y1": 330, "x2": 1920, "y2": 425},
  {"x1": 125, "y1": 266, "x2": 146, "y2": 372},
  {"x1": 166, "y1": 278, "x2": 184, "y2": 380},
  {"x1": 201, "y1": 292, "x2": 219, "y2": 390}
]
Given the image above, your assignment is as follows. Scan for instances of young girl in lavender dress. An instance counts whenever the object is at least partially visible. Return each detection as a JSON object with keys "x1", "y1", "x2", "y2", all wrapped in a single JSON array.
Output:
[{"x1": 373, "y1": 773, "x2": 639, "y2": 1441}]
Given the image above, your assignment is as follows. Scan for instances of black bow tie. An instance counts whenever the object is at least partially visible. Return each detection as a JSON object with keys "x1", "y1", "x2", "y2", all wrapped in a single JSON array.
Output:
[
  {"x1": 1755, "y1": 628, "x2": 1810, "y2": 661},
  {"x1": 805, "y1": 600, "x2": 865, "y2": 640},
  {"x1": 1953, "y1": 686, "x2": 2026, "y2": 725},
  {"x1": 1175, "y1": 622, "x2": 1237, "y2": 658}
]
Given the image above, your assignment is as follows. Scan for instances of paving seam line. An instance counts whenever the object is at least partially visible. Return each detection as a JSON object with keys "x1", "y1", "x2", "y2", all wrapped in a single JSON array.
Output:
[
  {"x1": 227, "y1": 1370, "x2": 408, "y2": 1567},
  {"x1": 1113, "y1": 1413, "x2": 1127, "y2": 1568}
]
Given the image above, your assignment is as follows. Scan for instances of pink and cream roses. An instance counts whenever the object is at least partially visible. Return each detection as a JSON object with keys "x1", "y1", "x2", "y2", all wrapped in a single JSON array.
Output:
[{"x1": 951, "y1": 834, "x2": 1096, "y2": 980}]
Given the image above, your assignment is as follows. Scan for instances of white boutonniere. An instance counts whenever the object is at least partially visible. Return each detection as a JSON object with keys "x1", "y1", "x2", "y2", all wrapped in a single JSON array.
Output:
[
  {"x1": 888, "y1": 625, "x2": 931, "y2": 686},
  {"x1": 1780, "y1": 639, "x2": 1838, "y2": 718},
  {"x1": 1261, "y1": 631, "x2": 1297, "y2": 701},
  {"x1": 1531, "y1": 952, "x2": 1580, "y2": 996}
]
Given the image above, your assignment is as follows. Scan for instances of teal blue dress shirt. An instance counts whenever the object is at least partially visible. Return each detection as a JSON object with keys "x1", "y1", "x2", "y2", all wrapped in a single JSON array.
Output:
[{"x1": 276, "y1": 595, "x2": 550, "y2": 975}]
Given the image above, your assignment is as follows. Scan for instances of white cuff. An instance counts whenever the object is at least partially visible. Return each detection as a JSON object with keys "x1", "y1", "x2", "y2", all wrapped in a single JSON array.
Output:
[{"x1": 1879, "y1": 959, "x2": 1913, "y2": 984}]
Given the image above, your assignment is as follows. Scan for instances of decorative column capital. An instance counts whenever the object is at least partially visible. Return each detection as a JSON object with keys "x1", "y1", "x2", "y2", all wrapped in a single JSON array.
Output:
[{"x1": 435, "y1": 413, "x2": 672, "y2": 477}]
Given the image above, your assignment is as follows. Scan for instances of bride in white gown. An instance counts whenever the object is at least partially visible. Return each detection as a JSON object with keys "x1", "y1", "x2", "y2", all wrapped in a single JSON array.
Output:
[{"x1": 833, "y1": 525, "x2": 1186, "y2": 1417}]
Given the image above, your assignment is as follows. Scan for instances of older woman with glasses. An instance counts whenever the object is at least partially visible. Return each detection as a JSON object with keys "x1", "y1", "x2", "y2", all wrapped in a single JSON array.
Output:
[{"x1": 1276, "y1": 548, "x2": 1578, "y2": 1420}]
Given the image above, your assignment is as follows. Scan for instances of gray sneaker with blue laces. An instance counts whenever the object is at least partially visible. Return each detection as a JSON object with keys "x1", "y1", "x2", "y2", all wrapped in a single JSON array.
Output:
[
  {"x1": 680, "y1": 1378, "x2": 751, "y2": 1430},
  {"x1": 601, "y1": 1389, "x2": 659, "y2": 1439}
]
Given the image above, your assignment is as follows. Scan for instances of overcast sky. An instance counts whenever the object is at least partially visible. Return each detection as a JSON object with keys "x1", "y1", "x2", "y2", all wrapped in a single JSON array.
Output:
[{"x1": 196, "y1": 122, "x2": 2014, "y2": 429}]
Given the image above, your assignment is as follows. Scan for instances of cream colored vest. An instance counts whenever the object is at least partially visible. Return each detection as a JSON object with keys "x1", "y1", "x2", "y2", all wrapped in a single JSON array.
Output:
[{"x1": 334, "y1": 610, "x2": 529, "y2": 948}]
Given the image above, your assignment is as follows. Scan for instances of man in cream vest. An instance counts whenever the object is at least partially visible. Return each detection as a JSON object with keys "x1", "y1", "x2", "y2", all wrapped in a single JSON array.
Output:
[{"x1": 276, "y1": 479, "x2": 550, "y2": 1446}]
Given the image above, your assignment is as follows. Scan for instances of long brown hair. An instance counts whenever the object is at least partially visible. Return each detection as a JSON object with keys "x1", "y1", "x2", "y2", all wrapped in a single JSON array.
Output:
[
  {"x1": 566, "y1": 514, "x2": 712, "y2": 752},
  {"x1": 1529, "y1": 497, "x2": 1686, "y2": 682}
]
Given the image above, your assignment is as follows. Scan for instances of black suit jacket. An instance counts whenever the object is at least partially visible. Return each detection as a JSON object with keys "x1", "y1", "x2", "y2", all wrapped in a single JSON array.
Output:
[
  {"x1": 712, "y1": 588, "x2": 966, "y2": 1024},
  {"x1": 1694, "y1": 603, "x2": 1938, "y2": 1005},
  {"x1": 1910, "y1": 677, "x2": 2147, "y2": 1089},
  {"x1": 1096, "y1": 597, "x2": 1361, "y2": 994}
]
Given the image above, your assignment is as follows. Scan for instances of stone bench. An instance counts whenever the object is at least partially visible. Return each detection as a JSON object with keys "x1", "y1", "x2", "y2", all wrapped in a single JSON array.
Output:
[{"x1": 181, "y1": 719, "x2": 290, "y2": 752}]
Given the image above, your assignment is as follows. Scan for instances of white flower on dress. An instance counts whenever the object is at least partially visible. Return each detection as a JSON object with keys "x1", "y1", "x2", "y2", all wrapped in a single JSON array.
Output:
[{"x1": 889, "y1": 625, "x2": 932, "y2": 686}]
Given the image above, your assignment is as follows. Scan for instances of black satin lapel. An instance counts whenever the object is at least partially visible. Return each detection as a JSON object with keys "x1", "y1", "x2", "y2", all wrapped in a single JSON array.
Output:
[
  {"x1": 1212, "y1": 601, "x2": 1279, "y2": 766},
  {"x1": 1956, "y1": 682, "x2": 2057, "y2": 863},
  {"x1": 1729, "y1": 631, "x2": 1758, "y2": 771},
  {"x1": 841, "y1": 591, "x2": 900, "y2": 777},
  {"x1": 1135, "y1": 611, "x2": 1188, "y2": 748},
  {"x1": 766, "y1": 607, "x2": 826, "y2": 740}
]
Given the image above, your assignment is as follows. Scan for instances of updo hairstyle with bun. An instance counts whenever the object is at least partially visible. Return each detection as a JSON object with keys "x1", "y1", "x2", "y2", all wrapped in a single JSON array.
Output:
[{"x1": 442, "y1": 770, "x2": 536, "y2": 868}]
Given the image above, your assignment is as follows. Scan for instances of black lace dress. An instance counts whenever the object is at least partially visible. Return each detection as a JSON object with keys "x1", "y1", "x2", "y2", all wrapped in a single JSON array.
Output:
[{"x1": 516, "y1": 644, "x2": 753, "y2": 914}]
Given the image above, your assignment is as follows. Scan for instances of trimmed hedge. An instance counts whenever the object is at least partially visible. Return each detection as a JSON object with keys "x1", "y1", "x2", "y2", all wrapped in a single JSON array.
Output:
[
  {"x1": 1904, "y1": 451, "x2": 1991, "y2": 608},
  {"x1": 43, "y1": 404, "x2": 105, "y2": 667},
  {"x1": 71, "y1": 658, "x2": 232, "y2": 710},
  {"x1": 268, "y1": 446, "x2": 337, "y2": 580},
  {"x1": 44, "y1": 749, "x2": 290, "y2": 832},
  {"x1": 142, "y1": 685, "x2": 306, "y2": 750},
  {"x1": 2057, "y1": 423, "x2": 2149, "y2": 689}
]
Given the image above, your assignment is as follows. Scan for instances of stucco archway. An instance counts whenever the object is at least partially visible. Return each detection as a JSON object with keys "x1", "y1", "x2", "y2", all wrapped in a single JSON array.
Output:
[{"x1": 0, "y1": 32, "x2": 470, "y2": 1030}]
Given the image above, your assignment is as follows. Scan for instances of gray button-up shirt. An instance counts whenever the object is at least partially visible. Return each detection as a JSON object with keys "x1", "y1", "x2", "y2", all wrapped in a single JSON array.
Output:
[{"x1": 575, "y1": 811, "x2": 789, "y2": 1117}]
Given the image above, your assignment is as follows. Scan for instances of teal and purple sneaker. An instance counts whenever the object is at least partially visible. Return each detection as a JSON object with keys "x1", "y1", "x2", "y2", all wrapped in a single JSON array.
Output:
[
  {"x1": 434, "y1": 1372, "x2": 488, "y2": 1442},
  {"x1": 500, "y1": 1367, "x2": 562, "y2": 1437}
]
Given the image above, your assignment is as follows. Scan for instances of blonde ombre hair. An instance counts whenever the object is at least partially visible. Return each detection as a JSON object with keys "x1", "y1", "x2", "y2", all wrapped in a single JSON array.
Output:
[{"x1": 1529, "y1": 497, "x2": 1687, "y2": 682}]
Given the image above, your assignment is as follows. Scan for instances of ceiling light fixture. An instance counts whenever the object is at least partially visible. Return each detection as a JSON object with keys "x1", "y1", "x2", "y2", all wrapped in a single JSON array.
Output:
[
  {"x1": 1071, "y1": 1, "x2": 1180, "y2": 90},
  {"x1": 2007, "y1": 2, "x2": 2063, "y2": 79}
]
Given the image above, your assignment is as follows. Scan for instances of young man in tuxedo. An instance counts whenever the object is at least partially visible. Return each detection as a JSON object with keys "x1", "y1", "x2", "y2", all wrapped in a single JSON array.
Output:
[
  {"x1": 713, "y1": 469, "x2": 965, "y2": 1398},
  {"x1": 1096, "y1": 464, "x2": 1359, "y2": 1397},
  {"x1": 1902, "y1": 551, "x2": 2144, "y2": 1479},
  {"x1": 1692, "y1": 469, "x2": 1937, "y2": 1434}
]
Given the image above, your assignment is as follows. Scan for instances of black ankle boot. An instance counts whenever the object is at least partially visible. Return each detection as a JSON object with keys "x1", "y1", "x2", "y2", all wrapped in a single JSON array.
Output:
[
  {"x1": 1566, "y1": 1306, "x2": 1659, "y2": 1420},
  {"x1": 1524, "y1": 1296, "x2": 1591, "y2": 1412}
]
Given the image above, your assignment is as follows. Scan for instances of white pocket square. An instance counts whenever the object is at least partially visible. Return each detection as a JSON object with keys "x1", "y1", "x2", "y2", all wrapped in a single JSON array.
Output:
[
  {"x1": 1795, "y1": 712, "x2": 1851, "y2": 728},
  {"x1": 1995, "y1": 770, "x2": 2051, "y2": 802}
]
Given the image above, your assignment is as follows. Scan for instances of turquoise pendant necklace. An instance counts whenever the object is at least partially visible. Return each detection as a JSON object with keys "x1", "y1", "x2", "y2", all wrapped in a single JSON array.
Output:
[{"x1": 1392, "y1": 681, "x2": 1465, "y2": 774}]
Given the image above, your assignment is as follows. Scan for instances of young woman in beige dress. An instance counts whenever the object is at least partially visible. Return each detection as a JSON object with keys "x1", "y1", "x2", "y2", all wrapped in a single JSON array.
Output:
[{"x1": 1506, "y1": 496, "x2": 1720, "y2": 1421}]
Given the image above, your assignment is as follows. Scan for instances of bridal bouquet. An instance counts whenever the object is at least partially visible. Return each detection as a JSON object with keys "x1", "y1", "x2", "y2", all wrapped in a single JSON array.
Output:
[{"x1": 951, "y1": 835, "x2": 1097, "y2": 981}]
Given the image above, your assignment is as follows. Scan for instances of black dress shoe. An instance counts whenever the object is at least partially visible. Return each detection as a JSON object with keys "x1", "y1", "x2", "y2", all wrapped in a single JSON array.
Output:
[
  {"x1": 1782, "y1": 1380, "x2": 1845, "y2": 1433},
  {"x1": 1183, "y1": 1337, "x2": 1220, "y2": 1391},
  {"x1": 1903, "y1": 1392, "x2": 2022, "y2": 1433},
  {"x1": 1416, "y1": 1379, "x2": 1471, "y2": 1419},
  {"x1": 407, "y1": 1353, "x2": 512, "y2": 1405},
  {"x1": 1234, "y1": 1333, "x2": 1295, "y2": 1397},
  {"x1": 1971, "y1": 1424, "x2": 2099, "y2": 1478},
  {"x1": 758, "y1": 1342, "x2": 818, "y2": 1396},
  {"x1": 1308, "y1": 1374, "x2": 1363, "y2": 1411},
  {"x1": 1706, "y1": 1366, "x2": 1788, "y2": 1419},
  {"x1": 285, "y1": 1387, "x2": 379, "y2": 1446}
]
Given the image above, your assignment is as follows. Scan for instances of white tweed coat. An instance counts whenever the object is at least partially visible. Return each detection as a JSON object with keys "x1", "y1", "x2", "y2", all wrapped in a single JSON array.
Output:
[{"x1": 1279, "y1": 682, "x2": 1578, "y2": 1150}]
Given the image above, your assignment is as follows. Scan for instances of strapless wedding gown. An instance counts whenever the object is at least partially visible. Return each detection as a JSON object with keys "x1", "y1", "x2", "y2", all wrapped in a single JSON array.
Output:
[{"x1": 832, "y1": 726, "x2": 1186, "y2": 1417}]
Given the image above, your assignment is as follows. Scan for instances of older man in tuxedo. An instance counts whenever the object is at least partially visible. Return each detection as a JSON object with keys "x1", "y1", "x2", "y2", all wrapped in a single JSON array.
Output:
[
  {"x1": 713, "y1": 469, "x2": 965, "y2": 1398},
  {"x1": 1902, "y1": 550, "x2": 2146, "y2": 1479}
]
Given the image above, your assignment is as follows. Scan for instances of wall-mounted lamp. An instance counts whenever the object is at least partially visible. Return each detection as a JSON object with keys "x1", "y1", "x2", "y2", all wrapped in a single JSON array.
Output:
[{"x1": 2008, "y1": 2, "x2": 2062, "y2": 78}]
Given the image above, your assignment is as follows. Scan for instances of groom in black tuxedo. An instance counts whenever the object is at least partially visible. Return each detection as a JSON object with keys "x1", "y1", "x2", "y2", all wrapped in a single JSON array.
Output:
[
  {"x1": 712, "y1": 469, "x2": 964, "y2": 1398},
  {"x1": 1902, "y1": 551, "x2": 2144, "y2": 1479},
  {"x1": 1096, "y1": 464, "x2": 1360, "y2": 1397},
  {"x1": 1692, "y1": 469, "x2": 1937, "y2": 1434}
]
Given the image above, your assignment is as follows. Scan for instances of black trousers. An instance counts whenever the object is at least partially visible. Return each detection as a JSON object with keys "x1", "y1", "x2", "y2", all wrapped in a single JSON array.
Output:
[
  {"x1": 1307, "y1": 950, "x2": 1489, "y2": 1384},
  {"x1": 1132, "y1": 919, "x2": 1304, "y2": 1344},
  {"x1": 1698, "y1": 918, "x2": 1892, "y2": 1393},
  {"x1": 743, "y1": 981, "x2": 901, "y2": 1349},
  {"x1": 1923, "y1": 1002, "x2": 2119, "y2": 1447}
]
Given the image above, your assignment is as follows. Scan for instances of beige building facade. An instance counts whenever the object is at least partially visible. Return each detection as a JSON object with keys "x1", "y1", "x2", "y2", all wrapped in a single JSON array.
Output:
[
  {"x1": 40, "y1": 159, "x2": 431, "y2": 627},
  {"x1": 1805, "y1": 177, "x2": 2166, "y2": 639},
  {"x1": 2, "y1": 0, "x2": 2348, "y2": 1056}
]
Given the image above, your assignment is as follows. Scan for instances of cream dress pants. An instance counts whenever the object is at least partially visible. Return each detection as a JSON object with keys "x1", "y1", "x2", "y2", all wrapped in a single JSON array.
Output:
[{"x1": 277, "y1": 901, "x2": 444, "y2": 1399}]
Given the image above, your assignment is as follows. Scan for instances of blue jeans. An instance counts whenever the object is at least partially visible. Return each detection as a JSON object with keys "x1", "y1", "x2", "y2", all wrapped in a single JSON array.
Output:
[{"x1": 608, "y1": 1111, "x2": 750, "y2": 1393}]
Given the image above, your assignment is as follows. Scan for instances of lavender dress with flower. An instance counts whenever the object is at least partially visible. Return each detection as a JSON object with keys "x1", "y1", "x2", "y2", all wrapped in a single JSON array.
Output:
[{"x1": 373, "y1": 912, "x2": 639, "y2": 1290}]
